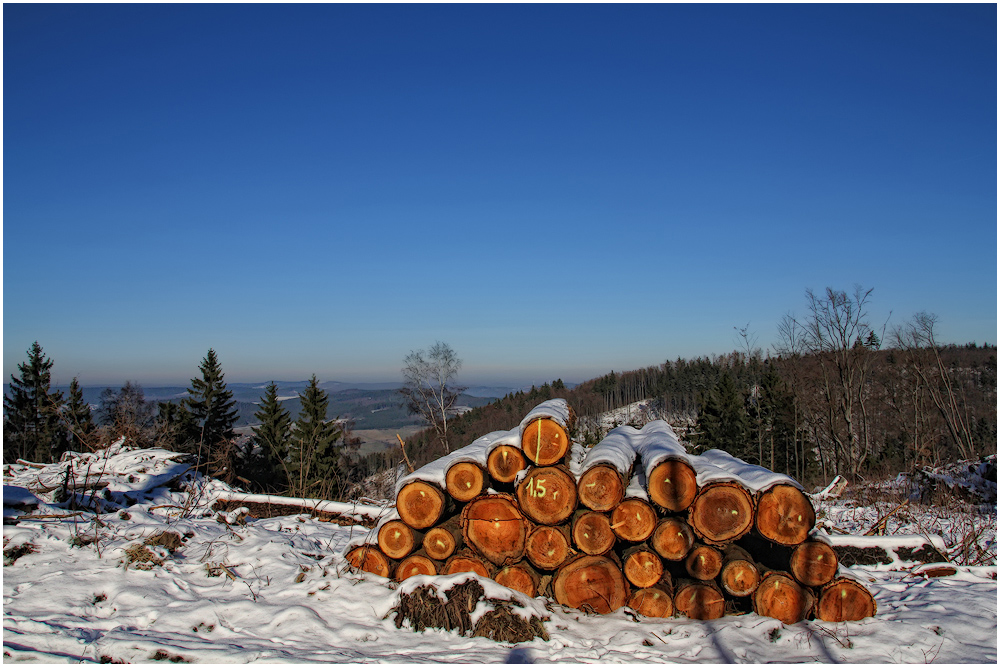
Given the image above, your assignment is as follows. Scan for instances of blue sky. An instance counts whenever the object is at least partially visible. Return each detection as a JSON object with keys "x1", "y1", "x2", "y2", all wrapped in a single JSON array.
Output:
[{"x1": 4, "y1": 4, "x2": 996, "y2": 387}]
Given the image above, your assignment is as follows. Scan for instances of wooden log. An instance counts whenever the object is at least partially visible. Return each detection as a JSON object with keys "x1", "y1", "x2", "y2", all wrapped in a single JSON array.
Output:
[
  {"x1": 395, "y1": 550, "x2": 439, "y2": 582},
  {"x1": 494, "y1": 561, "x2": 542, "y2": 598},
  {"x1": 445, "y1": 461, "x2": 487, "y2": 503},
  {"x1": 460, "y1": 493, "x2": 529, "y2": 567},
  {"x1": 552, "y1": 554, "x2": 629, "y2": 614},
  {"x1": 647, "y1": 459, "x2": 699, "y2": 512},
  {"x1": 571, "y1": 510, "x2": 616, "y2": 556},
  {"x1": 622, "y1": 544, "x2": 665, "y2": 589},
  {"x1": 396, "y1": 480, "x2": 448, "y2": 530},
  {"x1": 789, "y1": 540, "x2": 839, "y2": 588},
  {"x1": 752, "y1": 569, "x2": 816, "y2": 625},
  {"x1": 525, "y1": 523, "x2": 573, "y2": 571},
  {"x1": 377, "y1": 519, "x2": 423, "y2": 560},
  {"x1": 814, "y1": 577, "x2": 877, "y2": 622},
  {"x1": 516, "y1": 465, "x2": 578, "y2": 525},
  {"x1": 345, "y1": 544, "x2": 394, "y2": 579},
  {"x1": 673, "y1": 578, "x2": 725, "y2": 620},
  {"x1": 720, "y1": 544, "x2": 760, "y2": 597},
  {"x1": 755, "y1": 484, "x2": 816, "y2": 546},
  {"x1": 684, "y1": 543, "x2": 723, "y2": 581},
  {"x1": 423, "y1": 516, "x2": 462, "y2": 561},
  {"x1": 650, "y1": 517, "x2": 695, "y2": 561},
  {"x1": 521, "y1": 417, "x2": 571, "y2": 466},
  {"x1": 577, "y1": 464, "x2": 626, "y2": 512},
  {"x1": 611, "y1": 498, "x2": 658, "y2": 543},
  {"x1": 627, "y1": 583, "x2": 675, "y2": 618},
  {"x1": 442, "y1": 549, "x2": 493, "y2": 578},
  {"x1": 486, "y1": 444, "x2": 527, "y2": 485},
  {"x1": 688, "y1": 481, "x2": 755, "y2": 545}
]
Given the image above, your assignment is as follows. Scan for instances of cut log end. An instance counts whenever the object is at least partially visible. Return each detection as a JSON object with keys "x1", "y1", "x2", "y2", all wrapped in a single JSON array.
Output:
[
  {"x1": 526, "y1": 524, "x2": 572, "y2": 571},
  {"x1": 685, "y1": 544, "x2": 723, "y2": 581},
  {"x1": 445, "y1": 462, "x2": 486, "y2": 503},
  {"x1": 572, "y1": 511, "x2": 616, "y2": 556},
  {"x1": 577, "y1": 465, "x2": 625, "y2": 512},
  {"x1": 651, "y1": 517, "x2": 695, "y2": 561},
  {"x1": 395, "y1": 553, "x2": 438, "y2": 582},
  {"x1": 461, "y1": 494, "x2": 529, "y2": 567},
  {"x1": 674, "y1": 580, "x2": 725, "y2": 620},
  {"x1": 423, "y1": 519, "x2": 461, "y2": 561},
  {"x1": 756, "y1": 485, "x2": 816, "y2": 546},
  {"x1": 815, "y1": 578, "x2": 877, "y2": 622},
  {"x1": 622, "y1": 547, "x2": 665, "y2": 589},
  {"x1": 443, "y1": 550, "x2": 493, "y2": 578},
  {"x1": 647, "y1": 459, "x2": 698, "y2": 512},
  {"x1": 378, "y1": 520, "x2": 420, "y2": 560},
  {"x1": 553, "y1": 555, "x2": 629, "y2": 614},
  {"x1": 345, "y1": 545, "x2": 393, "y2": 579},
  {"x1": 487, "y1": 445, "x2": 528, "y2": 484},
  {"x1": 721, "y1": 559, "x2": 760, "y2": 597},
  {"x1": 688, "y1": 482, "x2": 755, "y2": 545},
  {"x1": 494, "y1": 562, "x2": 541, "y2": 598},
  {"x1": 611, "y1": 498, "x2": 658, "y2": 543},
  {"x1": 521, "y1": 418, "x2": 570, "y2": 466},
  {"x1": 397, "y1": 481, "x2": 447, "y2": 530},
  {"x1": 517, "y1": 466, "x2": 578, "y2": 525},
  {"x1": 789, "y1": 540, "x2": 839, "y2": 587},
  {"x1": 753, "y1": 571, "x2": 816, "y2": 625},
  {"x1": 628, "y1": 585, "x2": 675, "y2": 618}
]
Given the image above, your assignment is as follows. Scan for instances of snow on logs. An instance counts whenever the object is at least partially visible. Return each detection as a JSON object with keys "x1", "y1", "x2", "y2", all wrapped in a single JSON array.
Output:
[{"x1": 346, "y1": 402, "x2": 875, "y2": 625}]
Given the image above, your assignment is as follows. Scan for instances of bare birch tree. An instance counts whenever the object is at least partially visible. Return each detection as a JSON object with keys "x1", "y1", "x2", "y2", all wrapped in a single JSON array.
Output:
[{"x1": 400, "y1": 342, "x2": 466, "y2": 454}]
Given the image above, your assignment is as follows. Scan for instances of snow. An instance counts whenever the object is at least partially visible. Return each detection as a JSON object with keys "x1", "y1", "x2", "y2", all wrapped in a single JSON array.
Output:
[
  {"x1": 698, "y1": 448, "x2": 803, "y2": 492},
  {"x1": 579, "y1": 425, "x2": 643, "y2": 476},
  {"x1": 393, "y1": 430, "x2": 504, "y2": 497},
  {"x1": 518, "y1": 398, "x2": 573, "y2": 431}
]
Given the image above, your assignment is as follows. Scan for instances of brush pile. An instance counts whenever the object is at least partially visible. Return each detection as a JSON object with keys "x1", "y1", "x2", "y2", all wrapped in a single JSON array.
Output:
[{"x1": 346, "y1": 399, "x2": 876, "y2": 625}]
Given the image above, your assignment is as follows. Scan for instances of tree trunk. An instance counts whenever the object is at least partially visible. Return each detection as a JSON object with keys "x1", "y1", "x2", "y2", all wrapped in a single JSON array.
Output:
[
  {"x1": 610, "y1": 498, "x2": 658, "y2": 543},
  {"x1": 442, "y1": 548, "x2": 493, "y2": 578},
  {"x1": 650, "y1": 517, "x2": 695, "y2": 561},
  {"x1": 621, "y1": 544, "x2": 664, "y2": 589},
  {"x1": 423, "y1": 516, "x2": 462, "y2": 561},
  {"x1": 521, "y1": 417, "x2": 571, "y2": 466},
  {"x1": 525, "y1": 523, "x2": 573, "y2": 571},
  {"x1": 720, "y1": 544, "x2": 760, "y2": 597},
  {"x1": 752, "y1": 569, "x2": 816, "y2": 625},
  {"x1": 445, "y1": 461, "x2": 486, "y2": 503},
  {"x1": 627, "y1": 583, "x2": 674, "y2": 618},
  {"x1": 814, "y1": 577, "x2": 877, "y2": 621},
  {"x1": 673, "y1": 578, "x2": 725, "y2": 620},
  {"x1": 460, "y1": 493, "x2": 529, "y2": 567},
  {"x1": 345, "y1": 544, "x2": 394, "y2": 579},
  {"x1": 755, "y1": 484, "x2": 815, "y2": 546},
  {"x1": 552, "y1": 554, "x2": 629, "y2": 614},
  {"x1": 646, "y1": 459, "x2": 699, "y2": 512},
  {"x1": 571, "y1": 510, "x2": 616, "y2": 556},
  {"x1": 789, "y1": 540, "x2": 838, "y2": 587},
  {"x1": 684, "y1": 543, "x2": 723, "y2": 581},
  {"x1": 516, "y1": 465, "x2": 577, "y2": 525},
  {"x1": 378, "y1": 519, "x2": 423, "y2": 560},
  {"x1": 577, "y1": 463, "x2": 626, "y2": 512},
  {"x1": 487, "y1": 444, "x2": 527, "y2": 485},
  {"x1": 395, "y1": 550, "x2": 438, "y2": 582},
  {"x1": 688, "y1": 482, "x2": 755, "y2": 545},
  {"x1": 494, "y1": 561, "x2": 542, "y2": 598},
  {"x1": 397, "y1": 480, "x2": 448, "y2": 530}
]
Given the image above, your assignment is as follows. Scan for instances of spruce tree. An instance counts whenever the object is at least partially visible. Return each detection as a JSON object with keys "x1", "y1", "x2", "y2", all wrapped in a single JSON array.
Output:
[
  {"x1": 250, "y1": 382, "x2": 292, "y2": 492},
  {"x1": 64, "y1": 377, "x2": 96, "y2": 450},
  {"x1": 695, "y1": 372, "x2": 751, "y2": 460},
  {"x1": 3, "y1": 342, "x2": 65, "y2": 463},
  {"x1": 183, "y1": 349, "x2": 239, "y2": 469},
  {"x1": 289, "y1": 375, "x2": 342, "y2": 499}
]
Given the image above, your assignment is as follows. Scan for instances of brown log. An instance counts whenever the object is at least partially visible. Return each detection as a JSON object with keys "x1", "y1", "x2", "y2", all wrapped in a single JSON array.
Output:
[
  {"x1": 345, "y1": 544, "x2": 394, "y2": 579},
  {"x1": 646, "y1": 459, "x2": 698, "y2": 512},
  {"x1": 688, "y1": 481, "x2": 755, "y2": 545},
  {"x1": 494, "y1": 561, "x2": 542, "y2": 598},
  {"x1": 396, "y1": 480, "x2": 447, "y2": 530},
  {"x1": 423, "y1": 516, "x2": 462, "y2": 561},
  {"x1": 460, "y1": 493, "x2": 529, "y2": 566},
  {"x1": 445, "y1": 461, "x2": 487, "y2": 503},
  {"x1": 525, "y1": 523, "x2": 573, "y2": 571},
  {"x1": 577, "y1": 464, "x2": 625, "y2": 511},
  {"x1": 752, "y1": 569, "x2": 816, "y2": 625},
  {"x1": 521, "y1": 417, "x2": 571, "y2": 466},
  {"x1": 627, "y1": 584, "x2": 675, "y2": 618},
  {"x1": 552, "y1": 554, "x2": 630, "y2": 614},
  {"x1": 516, "y1": 465, "x2": 578, "y2": 525},
  {"x1": 622, "y1": 544, "x2": 665, "y2": 589},
  {"x1": 673, "y1": 578, "x2": 725, "y2": 620},
  {"x1": 720, "y1": 544, "x2": 760, "y2": 597},
  {"x1": 755, "y1": 484, "x2": 816, "y2": 546},
  {"x1": 611, "y1": 498, "x2": 658, "y2": 543},
  {"x1": 377, "y1": 520, "x2": 422, "y2": 560},
  {"x1": 650, "y1": 517, "x2": 695, "y2": 561},
  {"x1": 684, "y1": 543, "x2": 723, "y2": 581},
  {"x1": 789, "y1": 540, "x2": 839, "y2": 587},
  {"x1": 442, "y1": 549, "x2": 493, "y2": 578},
  {"x1": 395, "y1": 550, "x2": 438, "y2": 582},
  {"x1": 814, "y1": 577, "x2": 877, "y2": 622},
  {"x1": 571, "y1": 510, "x2": 616, "y2": 556},
  {"x1": 487, "y1": 445, "x2": 528, "y2": 485}
]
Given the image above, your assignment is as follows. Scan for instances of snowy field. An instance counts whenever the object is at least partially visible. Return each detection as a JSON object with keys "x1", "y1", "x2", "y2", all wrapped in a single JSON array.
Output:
[{"x1": 4, "y1": 445, "x2": 996, "y2": 664}]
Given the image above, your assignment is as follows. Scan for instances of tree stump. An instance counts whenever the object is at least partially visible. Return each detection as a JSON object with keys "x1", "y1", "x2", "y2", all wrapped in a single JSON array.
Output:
[
  {"x1": 650, "y1": 517, "x2": 695, "y2": 561},
  {"x1": 815, "y1": 578, "x2": 877, "y2": 622},
  {"x1": 525, "y1": 523, "x2": 572, "y2": 571},
  {"x1": 621, "y1": 545, "x2": 665, "y2": 589},
  {"x1": 685, "y1": 543, "x2": 723, "y2": 581},
  {"x1": 397, "y1": 481, "x2": 447, "y2": 530},
  {"x1": 378, "y1": 520, "x2": 422, "y2": 560},
  {"x1": 577, "y1": 464, "x2": 626, "y2": 512},
  {"x1": 446, "y1": 462, "x2": 487, "y2": 503},
  {"x1": 516, "y1": 466, "x2": 577, "y2": 525},
  {"x1": 395, "y1": 551, "x2": 438, "y2": 581},
  {"x1": 755, "y1": 484, "x2": 815, "y2": 546},
  {"x1": 461, "y1": 494, "x2": 529, "y2": 567},
  {"x1": 572, "y1": 510, "x2": 616, "y2": 556},
  {"x1": 674, "y1": 579, "x2": 725, "y2": 620},
  {"x1": 345, "y1": 544, "x2": 394, "y2": 579},
  {"x1": 611, "y1": 498, "x2": 658, "y2": 543},
  {"x1": 752, "y1": 570, "x2": 816, "y2": 625},
  {"x1": 789, "y1": 540, "x2": 838, "y2": 587},
  {"x1": 646, "y1": 459, "x2": 698, "y2": 512},
  {"x1": 553, "y1": 554, "x2": 629, "y2": 614},
  {"x1": 423, "y1": 516, "x2": 462, "y2": 561},
  {"x1": 688, "y1": 482, "x2": 755, "y2": 545},
  {"x1": 522, "y1": 417, "x2": 570, "y2": 466},
  {"x1": 487, "y1": 445, "x2": 527, "y2": 485},
  {"x1": 627, "y1": 584, "x2": 675, "y2": 618}
]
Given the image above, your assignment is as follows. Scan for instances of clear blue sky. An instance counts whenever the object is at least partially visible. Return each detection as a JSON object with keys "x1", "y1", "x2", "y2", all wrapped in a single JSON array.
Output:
[{"x1": 4, "y1": 4, "x2": 996, "y2": 387}]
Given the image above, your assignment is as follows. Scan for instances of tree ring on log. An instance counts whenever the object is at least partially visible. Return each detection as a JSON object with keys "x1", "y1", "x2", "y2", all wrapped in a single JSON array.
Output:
[
  {"x1": 395, "y1": 553, "x2": 437, "y2": 581},
  {"x1": 522, "y1": 418, "x2": 570, "y2": 466},
  {"x1": 674, "y1": 580, "x2": 725, "y2": 620},
  {"x1": 553, "y1": 555, "x2": 629, "y2": 614},
  {"x1": 611, "y1": 498, "x2": 658, "y2": 543},
  {"x1": 752, "y1": 571, "x2": 815, "y2": 625},
  {"x1": 815, "y1": 578, "x2": 877, "y2": 621},
  {"x1": 577, "y1": 464, "x2": 625, "y2": 511},
  {"x1": 397, "y1": 481, "x2": 446, "y2": 530},
  {"x1": 517, "y1": 466, "x2": 577, "y2": 525},
  {"x1": 789, "y1": 540, "x2": 838, "y2": 587},
  {"x1": 487, "y1": 445, "x2": 527, "y2": 484},
  {"x1": 378, "y1": 519, "x2": 420, "y2": 560},
  {"x1": 461, "y1": 494, "x2": 529, "y2": 567},
  {"x1": 627, "y1": 585, "x2": 674, "y2": 618},
  {"x1": 688, "y1": 482, "x2": 754, "y2": 545},
  {"x1": 446, "y1": 462, "x2": 486, "y2": 503},
  {"x1": 345, "y1": 545, "x2": 393, "y2": 579},
  {"x1": 572, "y1": 511, "x2": 616, "y2": 556},
  {"x1": 650, "y1": 517, "x2": 695, "y2": 561},
  {"x1": 755, "y1": 484, "x2": 815, "y2": 546},
  {"x1": 647, "y1": 460, "x2": 698, "y2": 512}
]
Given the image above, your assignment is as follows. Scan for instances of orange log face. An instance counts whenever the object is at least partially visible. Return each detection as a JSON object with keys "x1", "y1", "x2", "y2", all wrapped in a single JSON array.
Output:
[
  {"x1": 789, "y1": 541, "x2": 838, "y2": 587},
  {"x1": 685, "y1": 544, "x2": 723, "y2": 581},
  {"x1": 494, "y1": 564, "x2": 539, "y2": 598},
  {"x1": 396, "y1": 481, "x2": 446, "y2": 530},
  {"x1": 395, "y1": 554, "x2": 437, "y2": 582},
  {"x1": 674, "y1": 582, "x2": 725, "y2": 620},
  {"x1": 611, "y1": 499, "x2": 658, "y2": 543},
  {"x1": 647, "y1": 460, "x2": 698, "y2": 512},
  {"x1": 461, "y1": 494, "x2": 528, "y2": 566},
  {"x1": 753, "y1": 572, "x2": 816, "y2": 625},
  {"x1": 517, "y1": 466, "x2": 577, "y2": 525},
  {"x1": 487, "y1": 445, "x2": 527, "y2": 484},
  {"x1": 623, "y1": 549, "x2": 664, "y2": 589},
  {"x1": 522, "y1": 418, "x2": 570, "y2": 466},
  {"x1": 345, "y1": 545, "x2": 393, "y2": 579},
  {"x1": 651, "y1": 517, "x2": 695, "y2": 560},
  {"x1": 446, "y1": 462, "x2": 486, "y2": 503},
  {"x1": 553, "y1": 555, "x2": 629, "y2": 614},
  {"x1": 572, "y1": 511, "x2": 616, "y2": 556},
  {"x1": 526, "y1": 524, "x2": 571, "y2": 571},
  {"x1": 815, "y1": 579, "x2": 876, "y2": 622},
  {"x1": 443, "y1": 553, "x2": 492, "y2": 578},
  {"x1": 378, "y1": 520, "x2": 419, "y2": 560},
  {"x1": 423, "y1": 525, "x2": 459, "y2": 561},
  {"x1": 756, "y1": 485, "x2": 816, "y2": 546},
  {"x1": 628, "y1": 586, "x2": 675, "y2": 618},
  {"x1": 721, "y1": 559, "x2": 760, "y2": 597},
  {"x1": 577, "y1": 465, "x2": 625, "y2": 511},
  {"x1": 688, "y1": 483, "x2": 755, "y2": 545}
]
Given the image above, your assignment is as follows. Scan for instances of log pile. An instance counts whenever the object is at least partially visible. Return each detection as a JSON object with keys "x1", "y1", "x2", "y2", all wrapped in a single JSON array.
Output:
[{"x1": 346, "y1": 400, "x2": 876, "y2": 624}]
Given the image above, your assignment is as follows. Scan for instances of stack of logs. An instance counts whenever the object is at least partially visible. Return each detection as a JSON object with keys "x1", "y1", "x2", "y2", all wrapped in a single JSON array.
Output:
[{"x1": 346, "y1": 399, "x2": 876, "y2": 624}]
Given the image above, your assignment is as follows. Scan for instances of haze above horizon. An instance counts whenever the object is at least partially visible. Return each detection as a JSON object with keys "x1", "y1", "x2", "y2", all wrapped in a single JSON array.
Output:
[{"x1": 4, "y1": 4, "x2": 996, "y2": 387}]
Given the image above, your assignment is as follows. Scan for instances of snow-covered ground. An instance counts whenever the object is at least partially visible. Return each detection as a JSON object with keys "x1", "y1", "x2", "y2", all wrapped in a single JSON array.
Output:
[{"x1": 3, "y1": 445, "x2": 997, "y2": 663}]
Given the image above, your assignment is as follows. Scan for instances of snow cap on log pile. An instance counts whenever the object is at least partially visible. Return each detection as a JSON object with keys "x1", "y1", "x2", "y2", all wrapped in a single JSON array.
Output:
[
  {"x1": 519, "y1": 399, "x2": 574, "y2": 466},
  {"x1": 394, "y1": 432, "x2": 502, "y2": 497},
  {"x1": 577, "y1": 425, "x2": 642, "y2": 510},
  {"x1": 697, "y1": 449, "x2": 803, "y2": 492},
  {"x1": 580, "y1": 425, "x2": 642, "y2": 477},
  {"x1": 518, "y1": 398, "x2": 574, "y2": 431}
]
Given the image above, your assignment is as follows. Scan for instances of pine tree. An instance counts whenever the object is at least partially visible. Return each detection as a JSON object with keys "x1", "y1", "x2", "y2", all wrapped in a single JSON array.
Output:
[
  {"x1": 3, "y1": 342, "x2": 66, "y2": 463},
  {"x1": 64, "y1": 377, "x2": 96, "y2": 451},
  {"x1": 289, "y1": 375, "x2": 343, "y2": 499},
  {"x1": 183, "y1": 349, "x2": 239, "y2": 472},
  {"x1": 694, "y1": 372, "x2": 751, "y2": 460},
  {"x1": 249, "y1": 382, "x2": 292, "y2": 493}
]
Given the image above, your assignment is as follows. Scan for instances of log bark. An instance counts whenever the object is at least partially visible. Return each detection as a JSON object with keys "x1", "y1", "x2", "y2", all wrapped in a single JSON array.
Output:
[
  {"x1": 516, "y1": 465, "x2": 578, "y2": 525},
  {"x1": 571, "y1": 510, "x2": 616, "y2": 556},
  {"x1": 789, "y1": 540, "x2": 838, "y2": 587},
  {"x1": 720, "y1": 544, "x2": 760, "y2": 597},
  {"x1": 525, "y1": 523, "x2": 573, "y2": 571},
  {"x1": 752, "y1": 569, "x2": 816, "y2": 625},
  {"x1": 445, "y1": 461, "x2": 487, "y2": 503},
  {"x1": 345, "y1": 544, "x2": 394, "y2": 579},
  {"x1": 494, "y1": 561, "x2": 542, "y2": 598},
  {"x1": 688, "y1": 481, "x2": 755, "y2": 545},
  {"x1": 621, "y1": 544, "x2": 665, "y2": 589},
  {"x1": 673, "y1": 578, "x2": 725, "y2": 620},
  {"x1": 442, "y1": 548, "x2": 493, "y2": 578},
  {"x1": 423, "y1": 516, "x2": 462, "y2": 561},
  {"x1": 377, "y1": 519, "x2": 423, "y2": 560},
  {"x1": 460, "y1": 493, "x2": 529, "y2": 567},
  {"x1": 577, "y1": 464, "x2": 626, "y2": 512},
  {"x1": 814, "y1": 577, "x2": 877, "y2": 622},
  {"x1": 755, "y1": 484, "x2": 815, "y2": 546},
  {"x1": 650, "y1": 517, "x2": 695, "y2": 561},
  {"x1": 552, "y1": 554, "x2": 629, "y2": 614},
  {"x1": 646, "y1": 460, "x2": 698, "y2": 512},
  {"x1": 487, "y1": 445, "x2": 527, "y2": 485},
  {"x1": 684, "y1": 543, "x2": 723, "y2": 581},
  {"x1": 611, "y1": 498, "x2": 658, "y2": 543},
  {"x1": 627, "y1": 584, "x2": 674, "y2": 618},
  {"x1": 521, "y1": 417, "x2": 571, "y2": 466},
  {"x1": 396, "y1": 480, "x2": 448, "y2": 530},
  {"x1": 395, "y1": 550, "x2": 439, "y2": 582}
]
